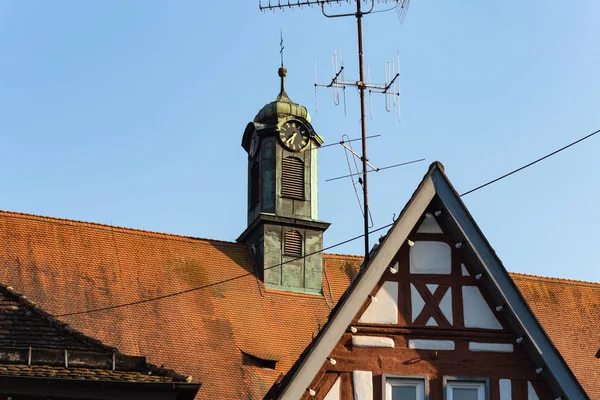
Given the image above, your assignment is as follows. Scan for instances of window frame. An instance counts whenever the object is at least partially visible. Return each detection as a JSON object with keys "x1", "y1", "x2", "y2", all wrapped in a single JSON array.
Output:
[
  {"x1": 443, "y1": 376, "x2": 489, "y2": 400},
  {"x1": 382, "y1": 374, "x2": 429, "y2": 400}
]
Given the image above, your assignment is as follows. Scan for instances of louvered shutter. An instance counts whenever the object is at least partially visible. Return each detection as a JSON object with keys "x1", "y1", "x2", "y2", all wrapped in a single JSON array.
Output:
[
  {"x1": 284, "y1": 230, "x2": 302, "y2": 257},
  {"x1": 282, "y1": 157, "x2": 304, "y2": 199}
]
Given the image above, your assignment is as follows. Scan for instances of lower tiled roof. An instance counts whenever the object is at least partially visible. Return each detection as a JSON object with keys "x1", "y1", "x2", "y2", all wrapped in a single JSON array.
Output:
[
  {"x1": 0, "y1": 363, "x2": 174, "y2": 383},
  {"x1": 0, "y1": 284, "x2": 111, "y2": 352},
  {"x1": 0, "y1": 210, "x2": 597, "y2": 398},
  {"x1": 0, "y1": 267, "x2": 194, "y2": 385}
]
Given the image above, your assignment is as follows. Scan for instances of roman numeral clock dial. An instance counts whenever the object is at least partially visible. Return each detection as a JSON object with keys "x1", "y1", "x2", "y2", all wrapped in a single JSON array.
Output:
[{"x1": 279, "y1": 120, "x2": 309, "y2": 152}]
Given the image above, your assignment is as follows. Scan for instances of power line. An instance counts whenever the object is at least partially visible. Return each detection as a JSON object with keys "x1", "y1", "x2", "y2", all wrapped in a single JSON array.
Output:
[
  {"x1": 326, "y1": 158, "x2": 425, "y2": 182},
  {"x1": 55, "y1": 223, "x2": 394, "y2": 317},
  {"x1": 55, "y1": 126, "x2": 600, "y2": 317},
  {"x1": 315, "y1": 134, "x2": 381, "y2": 151},
  {"x1": 461, "y1": 128, "x2": 600, "y2": 197}
]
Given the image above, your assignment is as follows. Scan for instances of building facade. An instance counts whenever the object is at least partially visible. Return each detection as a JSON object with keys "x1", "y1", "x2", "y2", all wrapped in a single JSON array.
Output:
[{"x1": 267, "y1": 163, "x2": 588, "y2": 400}]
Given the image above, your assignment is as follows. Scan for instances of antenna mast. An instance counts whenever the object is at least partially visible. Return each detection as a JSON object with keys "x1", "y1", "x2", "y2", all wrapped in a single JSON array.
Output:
[
  {"x1": 259, "y1": 0, "x2": 410, "y2": 264},
  {"x1": 356, "y1": 0, "x2": 370, "y2": 264}
]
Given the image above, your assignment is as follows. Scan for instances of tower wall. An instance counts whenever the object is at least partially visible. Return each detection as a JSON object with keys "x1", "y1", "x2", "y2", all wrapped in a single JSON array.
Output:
[{"x1": 238, "y1": 71, "x2": 328, "y2": 295}]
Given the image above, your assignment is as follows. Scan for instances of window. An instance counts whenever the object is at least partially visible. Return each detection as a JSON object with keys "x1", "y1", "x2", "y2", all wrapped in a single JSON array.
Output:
[
  {"x1": 284, "y1": 230, "x2": 302, "y2": 257},
  {"x1": 446, "y1": 380, "x2": 486, "y2": 400},
  {"x1": 241, "y1": 351, "x2": 277, "y2": 370},
  {"x1": 250, "y1": 163, "x2": 259, "y2": 208},
  {"x1": 385, "y1": 377, "x2": 425, "y2": 400},
  {"x1": 281, "y1": 156, "x2": 304, "y2": 199}
]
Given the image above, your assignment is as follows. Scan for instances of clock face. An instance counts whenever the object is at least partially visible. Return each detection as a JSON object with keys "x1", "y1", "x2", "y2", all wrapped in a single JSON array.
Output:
[{"x1": 279, "y1": 120, "x2": 309, "y2": 152}]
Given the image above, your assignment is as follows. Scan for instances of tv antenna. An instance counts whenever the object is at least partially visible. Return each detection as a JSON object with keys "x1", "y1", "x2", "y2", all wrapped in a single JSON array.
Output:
[
  {"x1": 315, "y1": 49, "x2": 401, "y2": 120},
  {"x1": 259, "y1": 0, "x2": 413, "y2": 264}
]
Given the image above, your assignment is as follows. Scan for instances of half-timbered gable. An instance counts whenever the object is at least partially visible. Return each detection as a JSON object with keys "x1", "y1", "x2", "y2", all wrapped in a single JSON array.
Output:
[{"x1": 267, "y1": 162, "x2": 588, "y2": 400}]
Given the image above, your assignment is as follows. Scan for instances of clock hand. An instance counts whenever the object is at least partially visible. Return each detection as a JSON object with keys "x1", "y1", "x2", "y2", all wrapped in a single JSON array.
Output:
[{"x1": 286, "y1": 132, "x2": 297, "y2": 145}]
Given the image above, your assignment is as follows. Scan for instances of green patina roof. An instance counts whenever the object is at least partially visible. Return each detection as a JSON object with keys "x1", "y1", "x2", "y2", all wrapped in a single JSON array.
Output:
[{"x1": 254, "y1": 67, "x2": 311, "y2": 125}]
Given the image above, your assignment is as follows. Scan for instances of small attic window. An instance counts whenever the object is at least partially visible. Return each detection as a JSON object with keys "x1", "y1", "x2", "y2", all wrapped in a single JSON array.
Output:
[
  {"x1": 284, "y1": 230, "x2": 302, "y2": 257},
  {"x1": 596, "y1": 349, "x2": 600, "y2": 359},
  {"x1": 241, "y1": 351, "x2": 278, "y2": 370}
]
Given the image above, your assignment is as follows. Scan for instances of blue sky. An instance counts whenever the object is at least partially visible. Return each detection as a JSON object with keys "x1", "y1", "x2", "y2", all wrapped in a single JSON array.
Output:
[{"x1": 1, "y1": 1, "x2": 599, "y2": 282}]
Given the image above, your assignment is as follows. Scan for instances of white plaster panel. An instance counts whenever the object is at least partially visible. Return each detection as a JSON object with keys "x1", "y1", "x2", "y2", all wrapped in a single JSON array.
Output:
[
  {"x1": 408, "y1": 339, "x2": 455, "y2": 350},
  {"x1": 410, "y1": 241, "x2": 451, "y2": 274},
  {"x1": 461, "y1": 263, "x2": 470, "y2": 276},
  {"x1": 469, "y1": 342, "x2": 514, "y2": 353},
  {"x1": 426, "y1": 317, "x2": 438, "y2": 326},
  {"x1": 499, "y1": 379, "x2": 512, "y2": 400},
  {"x1": 311, "y1": 141, "x2": 318, "y2": 219},
  {"x1": 462, "y1": 286, "x2": 503, "y2": 330},
  {"x1": 439, "y1": 288, "x2": 453, "y2": 325},
  {"x1": 410, "y1": 283, "x2": 425, "y2": 322},
  {"x1": 527, "y1": 382, "x2": 540, "y2": 400},
  {"x1": 426, "y1": 283, "x2": 438, "y2": 294},
  {"x1": 353, "y1": 370, "x2": 373, "y2": 400},
  {"x1": 417, "y1": 215, "x2": 443, "y2": 233},
  {"x1": 324, "y1": 377, "x2": 341, "y2": 400},
  {"x1": 359, "y1": 281, "x2": 398, "y2": 324},
  {"x1": 352, "y1": 336, "x2": 395, "y2": 348}
]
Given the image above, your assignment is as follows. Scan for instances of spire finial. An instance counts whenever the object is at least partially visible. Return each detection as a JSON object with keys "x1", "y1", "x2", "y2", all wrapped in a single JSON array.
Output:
[{"x1": 276, "y1": 29, "x2": 289, "y2": 101}]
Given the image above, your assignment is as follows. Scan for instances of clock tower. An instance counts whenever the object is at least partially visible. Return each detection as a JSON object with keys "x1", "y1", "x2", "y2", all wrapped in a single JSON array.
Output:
[{"x1": 238, "y1": 66, "x2": 330, "y2": 294}]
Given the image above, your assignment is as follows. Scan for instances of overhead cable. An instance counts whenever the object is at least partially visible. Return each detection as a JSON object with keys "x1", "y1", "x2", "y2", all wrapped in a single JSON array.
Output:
[
  {"x1": 55, "y1": 223, "x2": 394, "y2": 317},
  {"x1": 56, "y1": 126, "x2": 600, "y2": 316},
  {"x1": 461, "y1": 128, "x2": 600, "y2": 197}
]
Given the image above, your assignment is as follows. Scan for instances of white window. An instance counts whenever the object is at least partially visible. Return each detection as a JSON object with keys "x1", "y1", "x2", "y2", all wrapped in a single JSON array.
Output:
[
  {"x1": 385, "y1": 378, "x2": 425, "y2": 400},
  {"x1": 446, "y1": 381, "x2": 485, "y2": 400}
]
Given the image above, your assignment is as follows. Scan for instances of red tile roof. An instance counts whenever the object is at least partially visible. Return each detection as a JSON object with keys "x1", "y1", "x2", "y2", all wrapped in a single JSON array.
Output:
[
  {"x1": 0, "y1": 210, "x2": 597, "y2": 398},
  {"x1": 0, "y1": 210, "x2": 361, "y2": 398},
  {"x1": 511, "y1": 272, "x2": 600, "y2": 399}
]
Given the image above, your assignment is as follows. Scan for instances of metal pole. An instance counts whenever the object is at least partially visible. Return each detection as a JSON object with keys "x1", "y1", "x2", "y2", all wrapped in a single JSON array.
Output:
[{"x1": 356, "y1": 1, "x2": 370, "y2": 264}]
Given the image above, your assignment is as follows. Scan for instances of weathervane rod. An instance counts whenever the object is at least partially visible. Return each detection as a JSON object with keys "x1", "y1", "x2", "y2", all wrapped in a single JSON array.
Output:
[{"x1": 280, "y1": 29, "x2": 285, "y2": 67}]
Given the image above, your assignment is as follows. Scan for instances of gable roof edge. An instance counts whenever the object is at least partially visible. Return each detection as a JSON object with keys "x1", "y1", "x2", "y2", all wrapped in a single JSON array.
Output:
[
  {"x1": 277, "y1": 167, "x2": 437, "y2": 400},
  {"x1": 431, "y1": 168, "x2": 589, "y2": 400},
  {"x1": 276, "y1": 162, "x2": 588, "y2": 400}
]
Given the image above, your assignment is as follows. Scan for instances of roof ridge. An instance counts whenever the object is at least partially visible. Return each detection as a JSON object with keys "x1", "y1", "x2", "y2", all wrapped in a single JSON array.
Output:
[
  {"x1": 0, "y1": 209, "x2": 243, "y2": 247},
  {"x1": 510, "y1": 271, "x2": 600, "y2": 288},
  {"x1": 0, "y1": 210, "x2": 367, "y2": 258},
  {"x1": 322, "y1": 252, "x2": 363, "y2": 260}
]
